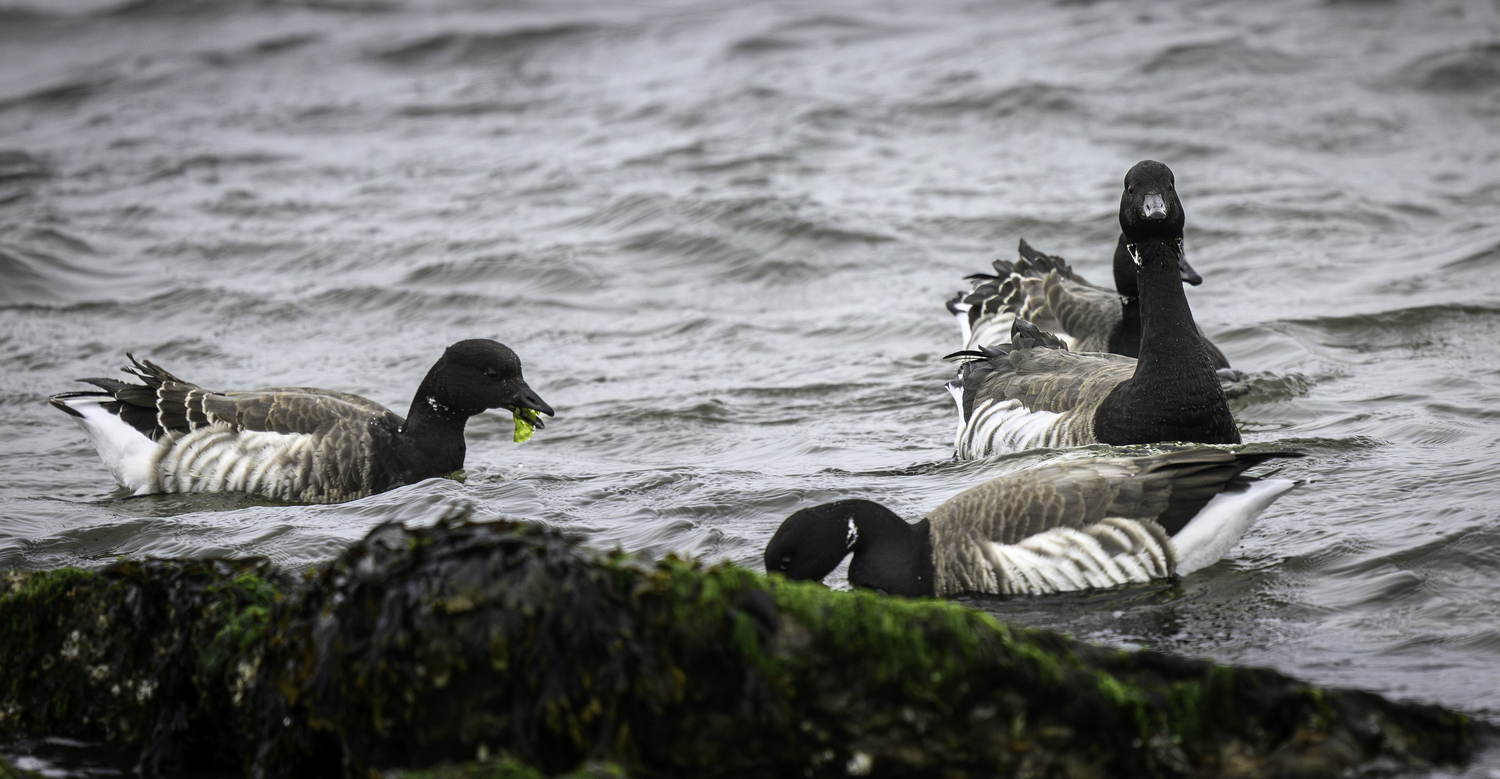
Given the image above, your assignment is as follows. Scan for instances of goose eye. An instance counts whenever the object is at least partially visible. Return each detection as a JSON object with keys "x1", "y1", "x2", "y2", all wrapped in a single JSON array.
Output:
[
  {"x1": 778, "y1": 555, "x2": 793, "y2": 569},
  {"x1": 484, "y1": 367, "x2": 500, "y2": 379}
]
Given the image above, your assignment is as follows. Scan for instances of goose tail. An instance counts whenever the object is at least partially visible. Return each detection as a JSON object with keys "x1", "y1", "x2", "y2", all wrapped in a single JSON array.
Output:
[
  {"x1": 49, "y1": 392, "x2": 160, "y2": 493},
  {"x1": 946, "y1": 290, "x2": 974, "y2": 345},
  {"x1": 1171, "y1": 478, "x2": 1298, "y2": 576}
]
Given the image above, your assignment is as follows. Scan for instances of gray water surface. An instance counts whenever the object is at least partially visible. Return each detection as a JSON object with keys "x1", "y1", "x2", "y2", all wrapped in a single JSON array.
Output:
[{"x1": 3, "y1": 0, "x2": 1500, "y2": 774}]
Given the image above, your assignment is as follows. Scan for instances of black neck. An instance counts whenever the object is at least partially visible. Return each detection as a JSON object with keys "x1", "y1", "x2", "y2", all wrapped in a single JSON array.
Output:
[
  {"x1": 1130, "y1": 239, "x2": 1215, "y2": 380},
  {"x1": 1110, "y1": 294, "x2": 1142, "y2": 358},
  {"x1": 848, "y1": 515, "x2": 935, "y2": 597},
  {"x1": 1110, "y1": 234, "x2": 1137, "y2": 299},
  {"x1": 397, "y1": 393, "x2": 471, "y2": 478},
  {"x1": 1093, "y1": 237, "x2": 1239, "y2": 446},
  {"x1": 1109, "y1": 234, "x2": 1144, "y2": 358}
]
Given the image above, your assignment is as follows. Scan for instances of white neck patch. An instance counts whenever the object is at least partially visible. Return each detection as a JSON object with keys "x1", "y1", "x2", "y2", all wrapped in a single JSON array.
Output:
[
  {"x1": 1126, "y1": 241, "x2": 1185, "y2": 270},
  {"x1": 846, "y1": 517, "x2": 859, "y2": 550}
]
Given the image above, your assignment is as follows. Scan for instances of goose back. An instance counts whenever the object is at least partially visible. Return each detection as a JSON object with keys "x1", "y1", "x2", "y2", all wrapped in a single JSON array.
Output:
[
  {"x1": 925, "y1": 448, "x2": 1299, "y2": 596},
  {"x1": 765, "y1": 448, "x2": 1302, "y2": 598},
  {"x1": 950, "y1": 238, "x2": 1234, "y2": 373},
  {"x1": 947, "y1": 323, "x2": 1136, "y2": 458},
  {"x1": 54, "y1": 360, "x2": 414, "y2": 502}
]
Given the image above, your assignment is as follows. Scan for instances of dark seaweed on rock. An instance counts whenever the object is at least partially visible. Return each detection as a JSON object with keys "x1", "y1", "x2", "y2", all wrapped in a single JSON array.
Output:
[
  {"x1": 244, "y1": 515, "x2": 684, "y2": 776},
  {"x1": 0, "y1": 514, "x2": 1485, "y2": 778},
  {"x1": 0, "y1": 558, "x2": 287, "y2": 777}
]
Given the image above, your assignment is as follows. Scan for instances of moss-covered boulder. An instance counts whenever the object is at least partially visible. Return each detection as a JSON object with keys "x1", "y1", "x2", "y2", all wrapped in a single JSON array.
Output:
[
  {"x1": 0, "y1": 514, "x2": 1485, "y2": 778},
  {"x1": 1, "y1": 558, "x2": 286, "y2": 776}
]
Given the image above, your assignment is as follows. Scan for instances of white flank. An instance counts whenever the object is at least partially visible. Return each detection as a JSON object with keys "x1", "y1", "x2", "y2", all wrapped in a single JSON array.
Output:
[
  {"x1": 952, "y1": 396, "x2": 1064, "y2": 459},
  {"x1": 1171, "y1": 478, "x2": 1297, "y2": 576},
  {"x1": 155, "y1": 426, "x2": 318, "y2": 500},
  {"x1": 61, "y1": 399, "x2": 162, "y2": 493},
  {"x1": 982, "y1": 519, "x2": 1172, "y2": 595}
]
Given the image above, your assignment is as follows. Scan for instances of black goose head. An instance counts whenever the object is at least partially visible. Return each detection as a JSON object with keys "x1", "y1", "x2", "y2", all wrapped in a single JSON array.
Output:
[
  {"x1": 766, "y1": 499, "x2": 930, "y2": 596},
  {"x1": 417, "y1": 339, "x2": 554, "y2": 422},
  {"x1": 1119, "y1": 160, "x2": 1187, "y2": 247},
  {"x1": 765, "y1": 499, "x2": 870, "y2": 582}
]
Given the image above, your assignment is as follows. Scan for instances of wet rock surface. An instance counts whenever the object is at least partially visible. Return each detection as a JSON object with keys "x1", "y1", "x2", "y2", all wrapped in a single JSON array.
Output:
[
  {"x1": 1, "y1": 557, "x2": 285, "y2": 776},
  {"x1": 1, "y1": 515, "x2": 1486, "y2": 778}
]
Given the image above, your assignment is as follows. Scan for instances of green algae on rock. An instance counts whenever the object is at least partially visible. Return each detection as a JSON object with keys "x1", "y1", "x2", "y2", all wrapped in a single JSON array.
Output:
[{"x1": 0, "y1": 514, "x2": 1485, "y2": 778}]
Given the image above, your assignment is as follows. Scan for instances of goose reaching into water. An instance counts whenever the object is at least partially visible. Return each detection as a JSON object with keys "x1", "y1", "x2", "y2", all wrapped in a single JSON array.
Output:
[
  {"x1": 764, "y1": 447, "x2": 1301, "y2": 597},
  {"x1": 946, "y1": 161, "x2": 1240, "y2": 459},
  {"x1": 49, "y1": 339, "x2": 553, "y2": 504},
  {"x1": 948, "y1": 237, "x2": 1236, "y2": 381}
]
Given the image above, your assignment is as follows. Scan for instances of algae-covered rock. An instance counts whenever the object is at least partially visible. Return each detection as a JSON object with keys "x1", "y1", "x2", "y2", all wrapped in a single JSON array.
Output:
[
  {"x1": 0, "y1": 514, "x2": 1486, "y2": 778},
  {"x1": 0, "y1": 558, "x2": 286, "y2": 776}
]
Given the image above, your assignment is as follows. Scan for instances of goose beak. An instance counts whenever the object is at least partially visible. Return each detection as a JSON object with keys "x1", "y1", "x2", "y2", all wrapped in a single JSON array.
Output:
[
  {"x1": 509, "y1": 382, "x2": 554, "y2": 428},
  {"x1": 1179, "y1": 253, "x2": 1203, "y2": 286},
  {"x1": 1142, "y1": 193, "x2": 1168, "y2": 220}
]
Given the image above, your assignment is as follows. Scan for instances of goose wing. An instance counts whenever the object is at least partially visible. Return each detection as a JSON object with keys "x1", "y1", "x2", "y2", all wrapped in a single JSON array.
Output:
[
  {"x1": 950, "y1": 324, "x2": 1134, "y2": 418},
  {"x1": 1010, "y1": 241, "x2": 1119, "y2": 352},
  {"x1": 946, "y1": 321, "x2": 1137, "y2": 457},
  {"x1": 950, "y1": 274, "x2": 1062, "y2": 352},
  {"x1": 68, "y1": 355, "x2": 402, "y2": 439},
  {"x1": 1042, "y1": 272, "x2": 1123, "y2": 354},
  {"x1": 53, "y1": 356, "x2": 407, "y2": 502},
  {"x1": 1010, "y1": 239, "x2": 1097, "y2": 287},
  {"x1": 950, "y1": 240, "x2": 1109, "y2": 350},
  {"x1": 925, "y1": 448, "x2": 1301, "y2": 595},
  {"x1": 217, "y1": 388, "x2": 400, "y2": 435}
]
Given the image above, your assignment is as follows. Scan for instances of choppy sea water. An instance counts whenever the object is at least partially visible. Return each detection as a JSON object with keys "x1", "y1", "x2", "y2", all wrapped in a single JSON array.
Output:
[{"x1": 3, "y1": 0, "x2": 1500, "y2": 774}]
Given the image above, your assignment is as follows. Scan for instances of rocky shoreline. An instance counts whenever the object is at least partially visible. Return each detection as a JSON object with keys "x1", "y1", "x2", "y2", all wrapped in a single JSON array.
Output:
[{"x1": 1, "y1": 512, "x2": 1485, "y2": 778}]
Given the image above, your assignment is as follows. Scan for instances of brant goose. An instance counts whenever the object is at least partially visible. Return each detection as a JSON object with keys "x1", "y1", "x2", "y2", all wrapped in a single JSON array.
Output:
[
  {"x1": 49, "y1": 339, "x2": 553, "y2": 504},
  {"x1": 946, "y1": 161, "x2": 1240, "y2": 459},
  {"x1": 765, "y1": 447, "x2": 1301, "y2": 597},
  {"x1": 948, "y1": 238, "x2": 1236, "y2": 380}
]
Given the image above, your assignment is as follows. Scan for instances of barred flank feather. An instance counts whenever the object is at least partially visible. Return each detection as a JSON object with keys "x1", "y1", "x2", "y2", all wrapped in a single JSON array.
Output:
[
  {"x1": 926, "y1": 448, "x2": 1301, "y2": 596},
  {"x1": 944, "y1": 327, "x2": 1135, "y2": 459}
]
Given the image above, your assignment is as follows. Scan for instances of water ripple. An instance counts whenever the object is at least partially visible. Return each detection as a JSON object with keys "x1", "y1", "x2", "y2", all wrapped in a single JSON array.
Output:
[
  {"x1": 372, "y1": 23, "x2": 604, "y2": 68},
  {"x1": 1139, "y1": 38, "x2": 1307, "y2": 77},
  {"x1": 1394, "y1": 42, "x2": 1500, "y2": 94}
]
